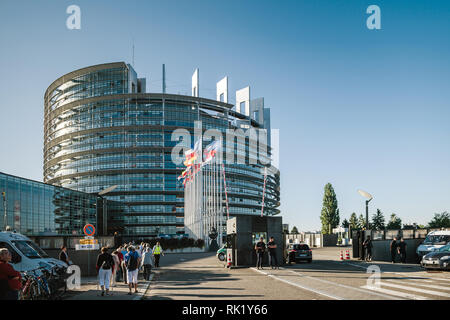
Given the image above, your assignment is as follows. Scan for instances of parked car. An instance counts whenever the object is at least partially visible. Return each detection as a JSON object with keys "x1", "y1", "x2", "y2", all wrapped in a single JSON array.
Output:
[
  {"x1": 286, "y1": 243, "x2": 312, "y2": 264},
  {"x1": 421, "y1": 244, "x2": 450, "y2": 270},
  {"x1": 217, "y1": 244, "x2": 227, "y2": 261},
  {"x1": 416, "y1": 230, "x2": 450, "y2": 259}
]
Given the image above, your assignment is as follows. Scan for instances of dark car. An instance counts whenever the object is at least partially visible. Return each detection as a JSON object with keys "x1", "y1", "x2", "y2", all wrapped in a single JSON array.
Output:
[
  {"x1": 286, "y1": 243, "x2": 312, "y2": 264},
  {"x1": 421, "y1": 244, "x2": 450, "y2": 270}
]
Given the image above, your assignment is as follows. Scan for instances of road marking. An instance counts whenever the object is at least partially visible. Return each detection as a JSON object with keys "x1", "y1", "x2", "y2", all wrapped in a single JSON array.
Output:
[
  {"x1": 379, "y1": 281, "x2": 450, "y2": 298},
  {"x1": 251, "y1": 268, "x2": 344, "y2": 300},
  {"x1": 391, "y1": 272, "x2": 450, "y2": 282},
  {"x1": 133, "y1": 273, "x2": 154, "y2": 300},
  {"x1": 385, "y1": 279, "x2": 450, "y2": 291},
  {"x1": 361, "y1": 285, "x2": 428, "y2": 300},
  {"x1": 285, "y1": 270, "x2": 401, "y2": 300}
]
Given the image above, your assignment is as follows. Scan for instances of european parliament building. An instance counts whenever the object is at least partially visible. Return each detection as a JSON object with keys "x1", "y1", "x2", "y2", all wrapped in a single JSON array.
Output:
[{"x1": 3, "y1": 62, "x2": 280, "y2": 239}]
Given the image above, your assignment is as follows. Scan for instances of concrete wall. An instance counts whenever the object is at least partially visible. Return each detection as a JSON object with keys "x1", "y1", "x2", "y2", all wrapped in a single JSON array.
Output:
[
  {"x1": 286, "y1": 233, "x2": 323, "y2": 247},
  {"x1": 322, "y1": 234, "x2": 338, "y2": 247},
  {"x1": 371, "y1": 239, "x2": 423, "y2": 263},
  {"x1": 46, "y1": 249, "x2": 103, "y2": 277}
]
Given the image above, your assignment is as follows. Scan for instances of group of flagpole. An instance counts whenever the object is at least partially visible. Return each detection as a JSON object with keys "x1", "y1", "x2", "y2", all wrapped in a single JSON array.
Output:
[
  {"x1": 179, "y1": 139, "x2": 228, "y2": 244},
  {"x1": 179, "y1": 139, "x2": 270, "y2": 240}
]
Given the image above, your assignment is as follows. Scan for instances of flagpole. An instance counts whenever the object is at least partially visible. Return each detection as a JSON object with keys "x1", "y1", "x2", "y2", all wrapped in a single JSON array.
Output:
[{"x1": 261, "y1": 166, "x2": 268, "y2": 217}]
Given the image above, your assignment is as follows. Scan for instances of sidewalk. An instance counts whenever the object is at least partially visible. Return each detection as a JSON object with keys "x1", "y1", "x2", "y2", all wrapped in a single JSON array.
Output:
[{"x1": 65, "y1": 273, "x2": 155, "y2": 300}]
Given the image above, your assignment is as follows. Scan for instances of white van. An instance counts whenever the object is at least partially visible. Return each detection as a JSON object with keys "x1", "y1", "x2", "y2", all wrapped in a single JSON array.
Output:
[
  {"x1": 0, "y1": 231, "x2": 67, "y2": 272},
  {"x1": 416, "y1": 230, "x2": 450, "y2": 258}
]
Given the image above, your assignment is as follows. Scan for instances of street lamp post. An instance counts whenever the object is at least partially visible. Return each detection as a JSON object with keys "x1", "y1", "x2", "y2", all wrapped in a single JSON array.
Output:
[
  {"x1": 98, "y1": 185, "x2": 118, "y2": 236},
  {"x1": 358, "y1": 190, "x2": 373, "y2": 230}
]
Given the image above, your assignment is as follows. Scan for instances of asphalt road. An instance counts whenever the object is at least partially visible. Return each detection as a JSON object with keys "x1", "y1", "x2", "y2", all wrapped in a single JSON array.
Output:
[{"x1": 144, "y1": 247, "x2": 450, "y2": 300}]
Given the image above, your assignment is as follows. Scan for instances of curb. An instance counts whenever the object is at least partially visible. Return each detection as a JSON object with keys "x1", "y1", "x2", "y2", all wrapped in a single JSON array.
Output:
[{"x1": 133, "y1": 273, "x2": 155, "y2": 300}]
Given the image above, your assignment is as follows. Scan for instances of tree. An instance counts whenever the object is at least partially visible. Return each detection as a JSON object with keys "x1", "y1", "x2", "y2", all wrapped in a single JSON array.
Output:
[
  {"x1": 428, "y1": 212, "x2": 450, "y2": 228},
  {"x1": 291, "y1": 226, "x2": 299, "y2": 234},
  {"x1": 349, "y1": 212, "x2": 358, "y2": 230},
  {"x1": 320, "y1": 183, "x2": 340, "y2": 234},
  {"x1": 371, "y1": 209, "x2": 385, "y2": 230},
  {"x1": 341, "y1": 219, "x2": 349, "y2": 228},
  {"x1": 386, "y1": 213, "x2": 402, "y2": 230},
  {"x1": 357, "y1": 214, "x2": 366, "y2": 229}
]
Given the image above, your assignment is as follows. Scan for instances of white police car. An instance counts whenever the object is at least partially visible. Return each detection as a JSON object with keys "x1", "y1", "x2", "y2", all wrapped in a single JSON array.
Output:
[
  {"x1": 0, "y1": 231, "x2": 67, "y2": 272},
  {"x1": 416, "y1": 230, "x2": 450, "y2": 259}
]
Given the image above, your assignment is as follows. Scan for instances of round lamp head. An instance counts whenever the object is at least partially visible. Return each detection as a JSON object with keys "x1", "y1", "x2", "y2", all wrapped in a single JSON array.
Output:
[{"x1": 357, "y1": 189, "x2": 373, "y2": 200}]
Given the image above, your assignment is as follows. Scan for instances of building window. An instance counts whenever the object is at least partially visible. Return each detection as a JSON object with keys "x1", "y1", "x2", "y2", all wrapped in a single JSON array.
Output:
[
  {"x1": 240, "y1": 102, "x2": 245, "y2": 113},
  {"x1": 220, "y1": 93, "x2": 224, "y2": 102}
]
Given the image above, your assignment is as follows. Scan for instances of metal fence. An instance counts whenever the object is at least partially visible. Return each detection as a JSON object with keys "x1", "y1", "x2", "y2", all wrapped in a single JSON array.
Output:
[{"x1": 352, "y1": 228, "x2": 450, "y2": 241}]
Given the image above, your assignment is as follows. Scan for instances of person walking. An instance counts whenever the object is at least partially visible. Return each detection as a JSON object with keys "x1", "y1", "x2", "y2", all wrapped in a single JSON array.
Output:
[
  {"x1": 111, "y1": 250, "x2": 120, "y2": 287},
  {"x1": 363, "y1": 236, "x2": 373, "y2": 262},
  {"x1": 141, "y1": 245, "x2": 154, "y2": 281},
  {"x1": 398, "y1": 238, "x2": 407, "y2": 263},
  {"x1": 390, "y1": 237, "x2": 398, "y2": 263},
  {"x1": 96, "y1": 247, "x2": 115, "y2": 296},
  {"x1": 255, "y1": 237, "x2": 266, "y2": 270},
  {"x1": 0, "y1": 248, "x2": 22, "y2": 300},
  {"x1": 115, "y1": 247, "x2": 124, "y2": 282},
  {"x1": 267, "y1": 237, "x2": 279, "y2": 269},
  {"x1": 59, "y1": 245, "x2": 70, "y2": 266},
  {"x1": 125, "y1": 246, "x2": 140, "y2": 295},
  {"x1": 121, "y1": 245, "x2": 128, "y2": 284},
  {"x1": 152, "y1": 242, "x2": 164, "y2": 268}
]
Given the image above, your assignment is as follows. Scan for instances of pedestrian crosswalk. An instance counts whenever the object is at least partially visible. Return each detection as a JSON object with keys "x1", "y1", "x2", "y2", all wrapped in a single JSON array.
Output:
[{"x1": 361, "y1": 275, "x2": 450, "y2": 300}]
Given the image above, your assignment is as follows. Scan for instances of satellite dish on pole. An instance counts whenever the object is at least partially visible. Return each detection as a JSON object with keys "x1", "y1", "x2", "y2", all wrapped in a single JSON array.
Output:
[
  {"x1": 357, "y1": 189, "x2": 373, "y2": 200},
  {"x1": 99, "y1": 185, "x2": 118, "y2": 196}
]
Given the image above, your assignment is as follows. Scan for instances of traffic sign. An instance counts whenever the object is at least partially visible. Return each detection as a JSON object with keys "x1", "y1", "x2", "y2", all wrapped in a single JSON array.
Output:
[
  {"x1": 75, "y1": 244, "x2": 99, "y2": 251},
  {"x1": 83, "y1": 224, "x2": 96, "y2": 237},
  {"x1": 79, "y1": 238, "x2": 98, "y2": 245}
]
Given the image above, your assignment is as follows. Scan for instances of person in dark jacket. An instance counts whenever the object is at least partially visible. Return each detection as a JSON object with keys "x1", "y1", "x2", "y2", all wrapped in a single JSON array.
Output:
[
  {"x1": 59, "y1": 245, "x2": 70, "y2": 265},
  {"x1": 0, "y1": 248, "x2": 22, "y2": 300},
  {"x1": 255, "y1": 237, "x2": 266, "y2": 270},
  {"x1": 390, "y1": 237, "x2": 398, "y2": 263},
  {"x1": 398, "y1": 238, "x2": 407, "y2": 263},
  {"x1": 267, "y1": 237, "x2": 279, "y2": 269},
  {"x1": 363, "y1": 236, "x2": 373, "y2": 262},
  {"x1": 96, "y1": 247, "x2": 115, "y2": 296}
]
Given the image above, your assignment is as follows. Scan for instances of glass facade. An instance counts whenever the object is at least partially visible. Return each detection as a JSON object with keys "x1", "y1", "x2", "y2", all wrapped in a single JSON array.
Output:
[
  {"x1": 44, "y1": 62, "x2": 280, "y2": 238},
  {"x1": 0, "y1": 172, "x2": 98, "y2": 236}
]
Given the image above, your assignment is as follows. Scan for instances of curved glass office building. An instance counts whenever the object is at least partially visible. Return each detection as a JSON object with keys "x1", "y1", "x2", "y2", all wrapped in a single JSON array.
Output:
[{"x1": 44, "y1": 62, "x2": 280, "y2": 238}]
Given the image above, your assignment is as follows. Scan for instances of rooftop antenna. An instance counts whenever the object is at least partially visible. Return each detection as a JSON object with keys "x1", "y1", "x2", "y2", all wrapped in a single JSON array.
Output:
[{"x1": 162, "y1": 64, "x2": 166, "y2": 93}]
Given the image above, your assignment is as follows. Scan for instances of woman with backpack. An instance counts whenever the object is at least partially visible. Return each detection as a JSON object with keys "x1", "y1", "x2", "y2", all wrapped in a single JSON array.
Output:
[{"x1": 96, "y1": 247, "x2": 115, "y2": 296}]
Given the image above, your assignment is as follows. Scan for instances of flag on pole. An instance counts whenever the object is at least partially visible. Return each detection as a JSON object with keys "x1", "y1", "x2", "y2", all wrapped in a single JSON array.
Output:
[
  {"x1": 177, "y1": 166, "x2": 191, "y2": 181},
  {"x1": 184, "y1": 149, "x2": 197, "y2": 167},
  {"x1": 203, "y1": 140, "x2": 222, "y2": 164}
]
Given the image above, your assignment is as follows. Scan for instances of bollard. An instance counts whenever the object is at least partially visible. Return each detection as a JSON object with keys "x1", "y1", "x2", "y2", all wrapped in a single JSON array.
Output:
[
  {"x1": 345, "y1": 250, "x2": 350, "y2": 260},
  {"x1": 227, "y1": 253, "x2": 232, "y2": 268},
  {"x1": 340, "y1": 250, "x2": 344, "y2": 261}
]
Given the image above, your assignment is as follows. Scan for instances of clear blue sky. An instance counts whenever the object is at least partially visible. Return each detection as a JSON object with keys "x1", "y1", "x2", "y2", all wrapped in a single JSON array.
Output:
[{"x1": 0, "y1": 0, "x2": 449, "y2": 231}]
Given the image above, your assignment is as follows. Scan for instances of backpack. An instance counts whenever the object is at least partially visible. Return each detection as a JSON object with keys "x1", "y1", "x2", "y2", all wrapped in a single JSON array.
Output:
[
  {"x1": 127, "y1": 253, "x2": 138, "y2": 271},
  {"x1": 101, "y1": 255, "x2": 113, "y2": 270}
]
